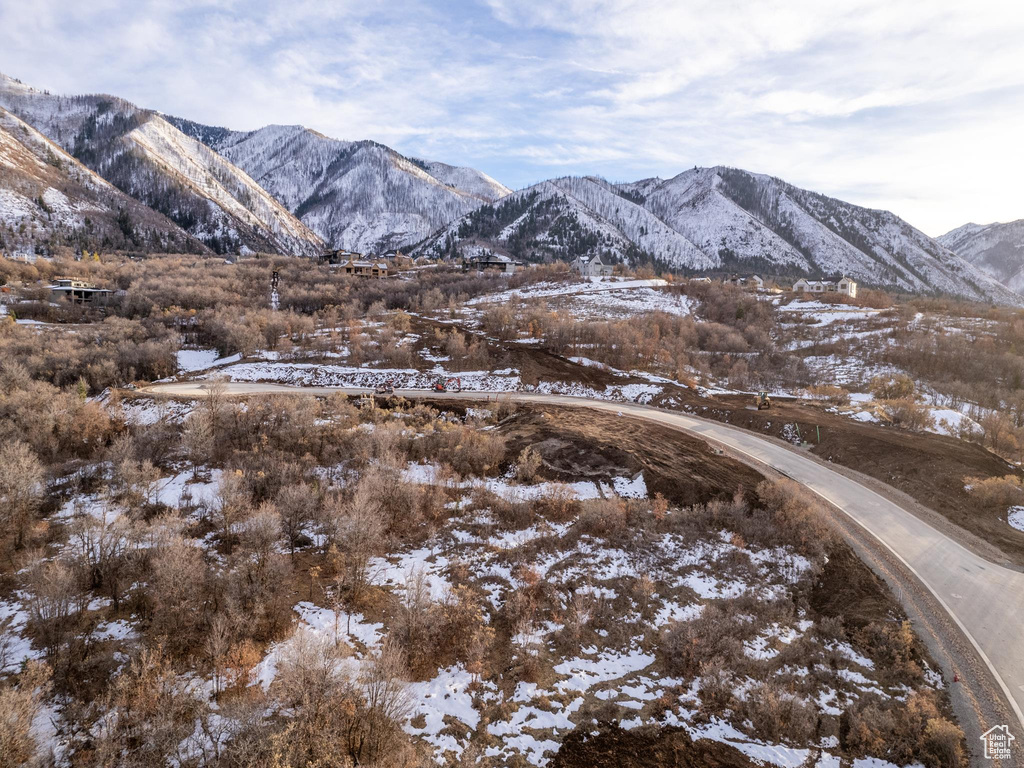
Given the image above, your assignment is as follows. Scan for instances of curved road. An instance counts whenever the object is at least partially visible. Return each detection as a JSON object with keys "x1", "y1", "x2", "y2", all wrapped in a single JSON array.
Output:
[{"x1": 144, "y1": 381, "x2": 1024, "y2": 737}]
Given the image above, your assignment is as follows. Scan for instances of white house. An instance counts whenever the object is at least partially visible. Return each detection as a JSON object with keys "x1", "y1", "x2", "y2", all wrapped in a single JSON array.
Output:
[
  {"x1": 793, "y1": 278, "x2": 823, "y2": 294},
  {"x1": 793, "y1": 278, "x2": 843, "y2": 295},
  {"x1": 570, "y1": 254, "x2": 613, "y2": 277},
  {"x1": 836, "y1": 276, "x2": 857, "y2": 297}
]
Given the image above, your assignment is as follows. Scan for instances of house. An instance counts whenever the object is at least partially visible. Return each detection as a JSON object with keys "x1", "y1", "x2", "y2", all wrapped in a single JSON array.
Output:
[
  {"x1": 570, "y1": 254, "x2": 614, "y2": 277},
  {"x1": 793, "y1": 278, "x2": 834, "y2": 294},
  {"x1": 385, "y1": 251, "x2": 414, "y2": 270},
  {"x1": 50, "y1": 277, "x2": 113, "y2": 305},
  {"x1": 793, "y1": 277, "x2": 855, "y2": 297},
  {"x1": 340, "y1": 256, "x2": 388, "y2": 278},
  {"x1": 320, "y1": 249, "x2": 362, "y2": 266},
  {"x1": 723, "y1": 274, "x2": 766, "y2": 291},
  {"x1": 836, "y1": 276, "x2": 857, "y2": 297},
  {"x1": 463, "y1": 254, "x2": 520, "y2": 274}
]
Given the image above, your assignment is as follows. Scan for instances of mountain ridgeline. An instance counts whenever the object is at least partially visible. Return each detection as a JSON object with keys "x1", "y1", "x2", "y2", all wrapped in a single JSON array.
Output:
[
  {"x1": 938, "y1": 220, "x2": 1024, "y2": 294},
  {"x1": 0, "y1": 72, "x2": 1020, "y2": 304}
]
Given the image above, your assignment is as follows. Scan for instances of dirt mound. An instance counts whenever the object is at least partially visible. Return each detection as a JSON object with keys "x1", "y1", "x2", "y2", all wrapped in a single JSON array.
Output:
[
  {"x1": 499, "y1": 406, "x2": 766, "y2": 507},
  {"x1": 551, "y1": 722, "x2": 755, "y2": 768},
  {"x1": 809, "y1": 544, "x2": 901, "y2": 630}
]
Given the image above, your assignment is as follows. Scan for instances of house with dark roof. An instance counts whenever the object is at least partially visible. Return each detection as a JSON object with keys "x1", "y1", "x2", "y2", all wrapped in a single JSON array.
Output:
[
  {"x1": 570, "y1": 254, "x2": 613, "y2": 277},
  {"x1": 462, "y1": 253, "x2": 520, "y2": 274}
]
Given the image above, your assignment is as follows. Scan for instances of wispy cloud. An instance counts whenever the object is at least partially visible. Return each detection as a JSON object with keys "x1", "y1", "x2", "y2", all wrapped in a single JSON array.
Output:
[{"x1": 0, "y1": 0, "x2": 1021, "y2": 234}]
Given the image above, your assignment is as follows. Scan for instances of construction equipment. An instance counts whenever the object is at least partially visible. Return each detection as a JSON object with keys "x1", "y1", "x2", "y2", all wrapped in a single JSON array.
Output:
[
  {"x1": 756, "y1": 392, "x2": 772, "y2": 410},
  {"x1": 375, "y1": 381, "x2": 395, "y2": 395},
  {"x1": 432, "y1": 377, "x2": 462, "y2": 393}
]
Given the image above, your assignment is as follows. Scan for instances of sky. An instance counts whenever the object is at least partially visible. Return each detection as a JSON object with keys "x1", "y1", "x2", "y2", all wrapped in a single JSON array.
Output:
[{"x1": 1, "y1": 0, "x2": 1022, "y2": 236}]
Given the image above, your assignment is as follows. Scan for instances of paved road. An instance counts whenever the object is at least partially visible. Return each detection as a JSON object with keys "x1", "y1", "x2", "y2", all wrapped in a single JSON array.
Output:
[{"x1": 144, "y1": 381, "x2": 1024, "y2": 735}]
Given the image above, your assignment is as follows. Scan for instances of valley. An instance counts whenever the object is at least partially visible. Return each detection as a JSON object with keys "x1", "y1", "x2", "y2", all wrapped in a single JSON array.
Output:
[{"x1": 6, "y1": 252, "x2": 1024, "y2": 766}]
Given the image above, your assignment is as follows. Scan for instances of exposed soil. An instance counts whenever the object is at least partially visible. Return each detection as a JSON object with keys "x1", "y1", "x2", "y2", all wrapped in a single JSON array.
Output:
[
  {"x1": 485, "y1": 335, "x2": 1024, "y2": 565},
  {"x1": 808, "y1": 544, "x2": 902, "y2": 630},
  {"x1": 551, "y1": 722, "x2": 755, "y2": 768},
  {"x1": 700, "y1": 393, "x2": 1024, "y2": 566},
  {"x1": 495, "y1": 406, "x2": 766, "y2": 508}
]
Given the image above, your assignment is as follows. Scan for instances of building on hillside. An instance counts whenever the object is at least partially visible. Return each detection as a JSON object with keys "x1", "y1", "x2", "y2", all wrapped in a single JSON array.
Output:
[
  {"x1": 570, "y1": 254, "x2": 614, "y2": 277},
  {"x1": 384, "y1": 251, "x2": 414, "y2": 270},
  {"x1": 341, "y1": 256, "x2": 388, "y2": 278},
  {"x1": 723, "y1": 274, "x2": 766, "y2": 291},
  {"x1": 50, "y1": 277, "x2": 113, "y2": 304},
  {"x1": 793, "y1": 277, "x2": 856, "y2": 297},
  {"x1": 463, "y1": 253, "x2": 520, "y2": 274},
  {"x1": 320, "y1": 249, "x2": 361, "y2": 266}
]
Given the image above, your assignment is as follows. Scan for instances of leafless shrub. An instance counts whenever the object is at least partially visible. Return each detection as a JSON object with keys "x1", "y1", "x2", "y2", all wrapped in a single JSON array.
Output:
[
  {"x1": 0, "y1": 441, "x2": 44, "y2": 552},
  {"x1": 870, "y1": 374, "x2": 917, "y2": 401},
  {"x1": 146, "y1": 534, "x2": 209, "y2": 656},
  {"x1": 575, "y1": 497, "x2": 628, "y2": 539},
  {"x1": 321, "y1": 486, "x2": 385, "y2": 606},
  {"x1": 393, "y1": 567, "x2": 439, "y2": 675},
  {"x1": 805, "y1": 384, "x2": 851, "y2": 406},
  {"x1": 0, "y1": 662, "x2": 51, "y2": 768},
  {"x1": 276, "y1": 482, "x2": 320, "y2": 553},
  {"x1": 740, "y1": 680, "x2": 816, "y2": 744},
  {"x1": 880, "y1": 398, "x2": 935, "y2": 432},
  {"x1": 661, "y1": 605, "x2": 742, "y2": 677},
  {"x1": 515, "y1": 447, "x2": 542, "y2": 481},
  {"x1": 66, "y1": 511, "x2": 141, "y2": 610},
  {"x1": 93, "y1": 647, "x2": 204, "y2": 768},
  {"x1": 964, "y1": 474, "x2": 1024, "y2": 509},
  {"x1": 25, "y1": 557, "x2": 87, "y2": 661}
]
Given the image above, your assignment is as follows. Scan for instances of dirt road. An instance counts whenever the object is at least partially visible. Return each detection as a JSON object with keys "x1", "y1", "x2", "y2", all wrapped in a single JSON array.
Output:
[{"x1": 142, "y1": 380, "x2": 1024, "y2": 754}]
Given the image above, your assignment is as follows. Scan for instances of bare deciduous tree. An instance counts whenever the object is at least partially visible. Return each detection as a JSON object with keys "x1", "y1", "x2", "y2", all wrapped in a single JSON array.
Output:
[{"x1": 0, "y1": 441, "x2": 44, "y2": 552}]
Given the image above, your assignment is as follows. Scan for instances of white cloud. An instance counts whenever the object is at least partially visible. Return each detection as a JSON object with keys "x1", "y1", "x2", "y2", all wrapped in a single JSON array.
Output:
[{"x1": 0, "y1": 0, "x2": 1022, "y2": 234}]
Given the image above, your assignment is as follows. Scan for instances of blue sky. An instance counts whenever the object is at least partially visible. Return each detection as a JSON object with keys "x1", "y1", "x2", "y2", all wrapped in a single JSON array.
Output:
[{"x1": 1, "y1": 0, "x2": 1022, "y2": 235}]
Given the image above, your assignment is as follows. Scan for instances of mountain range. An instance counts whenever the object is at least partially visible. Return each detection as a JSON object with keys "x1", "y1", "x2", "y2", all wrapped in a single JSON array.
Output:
[
  {"x1": 166, "y1": 119, "x2": 511, "y2": 253},
  {"x1": 0, "y1": 72, "x2": 1020, "y2": 304},
  {"x1": 938, "y1": 220, "x2": 1024, "y2": 294}
]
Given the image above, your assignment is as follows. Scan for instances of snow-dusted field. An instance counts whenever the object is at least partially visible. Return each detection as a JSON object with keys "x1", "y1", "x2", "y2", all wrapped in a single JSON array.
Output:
[
  {"x1": 466, "y1": 277, "x2": 694, "y2": 319},
  {"x1": 198, "y1": 361, "x2": 665, "y2": 404}
]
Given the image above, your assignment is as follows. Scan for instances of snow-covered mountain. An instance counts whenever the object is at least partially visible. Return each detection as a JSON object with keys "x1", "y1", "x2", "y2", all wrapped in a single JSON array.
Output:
[
  {"x1": 0, "y1": 73, "x2": 323, "y2": 257},
  {"x1": 0, "y1": 105, "x2": 204, "y2": 255},
  {"x1": 938, "y1": 220, "x2": 1024, "y2": 293},
  {"x1": 1, "y1": 72, "x2": 1015, "y2": 303},
  {"x1": 167, "y1": 119, "x2": 511, "y2": 253},
  {"x1": 417, "y1": 176, "x2": 714, "y2": 268},
  {"x1": 420, "y1": 167, "x2": 1018, "y2": 303}
]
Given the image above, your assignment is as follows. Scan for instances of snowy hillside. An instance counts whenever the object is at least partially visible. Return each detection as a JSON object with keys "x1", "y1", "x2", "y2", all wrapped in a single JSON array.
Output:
[
  {"x1": 169, "y1": 119, "x2": 512, "y2": 253},
  {"x1": 422, "y1": 160, "x2": 510, "y2": 202},
  {"x1": 0, "y1": 73, "x2": 322, "y2": 256},
  {"x1": 0, "y1": 106, "x2": 203, "y2": 255},
  {"x1": 421, "y1": 166, "x2": 1020, "y2": 303},
  {"x1": 939, "y1": 220, "x2": 1024, "y2": 293},
  {"x1": 416, "y1": 177, "x2": 716, "y2": 269},
  {"x1": 637, "y1": 168, "x2": 811, "y2": 272}
]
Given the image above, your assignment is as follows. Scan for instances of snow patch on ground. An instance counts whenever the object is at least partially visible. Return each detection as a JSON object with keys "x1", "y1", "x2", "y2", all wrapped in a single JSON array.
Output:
[{"x1": 1008, "y1": 507, "x2": 1024, "y2": 532}]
